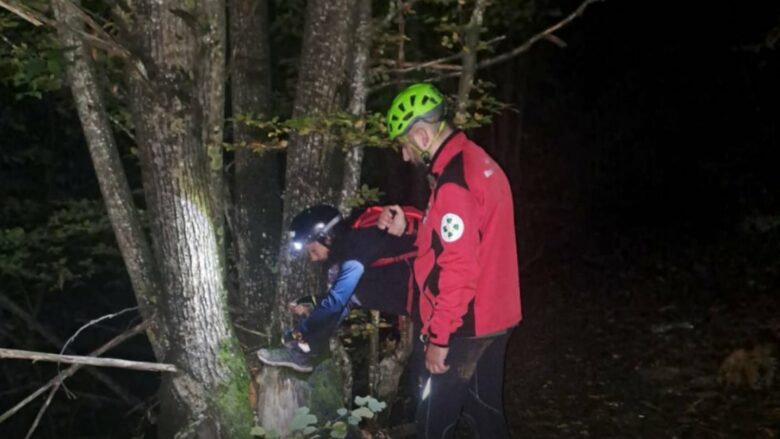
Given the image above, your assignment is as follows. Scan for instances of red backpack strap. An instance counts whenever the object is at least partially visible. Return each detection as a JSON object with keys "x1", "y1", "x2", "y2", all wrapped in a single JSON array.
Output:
[
  {"x1": 351, "y1": 205, "x2": 423, "y2": 237},
  {"x1": 351, "y1": 206, "x2": 385, "y2": 229},
  {"x1": 369, "y1": 250, "x2": 417, "y2": 268}
]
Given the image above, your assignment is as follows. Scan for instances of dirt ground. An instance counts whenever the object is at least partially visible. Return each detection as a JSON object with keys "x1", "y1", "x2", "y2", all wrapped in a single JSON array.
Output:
[{"x1": 502, "y1": 243, "x2": 780, "y2": 438}]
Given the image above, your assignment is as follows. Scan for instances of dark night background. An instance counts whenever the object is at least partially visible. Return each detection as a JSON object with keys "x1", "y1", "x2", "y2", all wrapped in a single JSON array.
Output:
[{"x1": 1, "y1": 0, "x2": 779, "y2": 437}]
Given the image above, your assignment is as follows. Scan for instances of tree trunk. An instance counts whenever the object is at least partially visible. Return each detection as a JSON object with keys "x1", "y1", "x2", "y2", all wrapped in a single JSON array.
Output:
[
  {"x1": 258, "y1": 0, "x2": 357, "y2": 430},
  {"x1": 201, "y1": 0, "x2": 229, "y2": 278},
  {"x1": 338, "y1": 0, "x2": 372, "y2": 214},
  {"x1": 124, "y1": 1, "x2": 253, "y2": 437},
  {"x1": 51, "y1": 0, "x2": 168, "y2": 358},
  {"x1": 230, "y1": 0, "x2": 280, "y2": 328},
  {"x1": 276, "y1": 0, "x2": 356, "y2": 333},
  {"x1": 455, "y1": 0, "x2": 489, "y2": 125}
]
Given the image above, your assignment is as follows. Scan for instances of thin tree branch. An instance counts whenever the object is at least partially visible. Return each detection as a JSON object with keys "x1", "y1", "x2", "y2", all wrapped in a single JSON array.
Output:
[
  {"x1": 378, "y1": 59, "x2": 462, "y2": 72},
  {"x1": 396, "y1": 0, "x2": 406, "y2": 72},
  {"x1": 369, "y1": 0, "x2": 603, "y2": 93},
  {"x1": 378, "y1": 36, "x2": 505, "y2": 74},
  {"x1": 0, "y1": 348, "x2": 177, "y2": 372},
  {"x1": 24, "y1": 383, "x2": 58, "y2": 439},
  {"x1": 476, "y1": 0, "x2": 602, "y2": 70},
  {"x1": 56, "y1": 306, "x2": 139, "y2": 395},
  {"x1": 59, "y1": 306, "x2": 140, "y2": 358},
  {"x1": 234, "y1": 323, "x2": 269, "y2": 338},
  {"x1": 0, "y1": 322, "x2": 147, "y2": 426},
  {"x1": 0, "y1": 0, "x2": 132, "y2": 59},
  {"x1": 0, "y1": 0, "x2": 43, "y2": 26},
  {"x1": 380, "y1": 0, "x2": 418, "y2": 29},
  {"x1": 0, "y1": 294, "x2": 139, "y2": 405},
  {"x1": 368, "y1": 310, "x2": 380, "y2": 396}
]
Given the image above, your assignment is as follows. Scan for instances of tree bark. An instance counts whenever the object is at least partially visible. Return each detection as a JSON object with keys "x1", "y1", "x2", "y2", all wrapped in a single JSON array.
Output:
[
  {"x1": 124, "y1": 1, "x2": 253, "y2": 437},
  {"x1": 338, "y1": 0, "x2": 372, "y2": 214},
  {"x1": 201, "y1": 0, "x2": 229, "y2": 277},
  {"x1": 455, "y1": 0, "x2": 489, "y2": 124},
  {"x1": 276, "y1": 0, "x2": 357, "y2": 330},
  {"x1": 258, "y1": 0, "x2": 357, "y2": 430},
  {"x1": 230, "y1": 0, "x2": 280, "y2": 328},
  {"x1": 51, "y1": 0, "x2": 168, "y2": 358}
]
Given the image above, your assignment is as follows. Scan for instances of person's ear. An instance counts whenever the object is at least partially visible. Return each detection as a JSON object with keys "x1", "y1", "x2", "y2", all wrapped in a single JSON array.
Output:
[{"x1": 409, "y1": 126, "x2": 430, "y2": 150}]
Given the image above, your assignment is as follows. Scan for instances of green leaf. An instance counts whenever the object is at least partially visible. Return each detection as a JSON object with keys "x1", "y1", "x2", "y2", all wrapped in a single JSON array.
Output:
[
  {"x1": 290, "y1": 407, "x2": 318, "y2": 431},
  {"x1": 366, "y1": 398, "x2": 387, "y2": 413},
  {"x1": 351, "y1": 407, "x2": 373, "y2": 419},
  {"x1": 330, "y1": 420, "x2": 348, "y2": 438},
  {"x1": 347, "y1": 415, "x2": 360, "y2": 426},
  {"x1": 336, "y1": 408, "x2": 348, "y2": 416},
  {"x1": 250, "y1": 426, "x2": 266, "y2": 437}
]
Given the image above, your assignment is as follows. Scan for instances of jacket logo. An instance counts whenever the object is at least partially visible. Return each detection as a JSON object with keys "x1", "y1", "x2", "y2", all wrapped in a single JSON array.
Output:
[{"x1": 441, "y1": 213, "x2": 464, "y2": 243}]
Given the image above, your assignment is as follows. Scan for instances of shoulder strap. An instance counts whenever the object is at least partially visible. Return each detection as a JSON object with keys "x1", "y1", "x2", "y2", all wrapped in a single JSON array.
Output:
[{"x1": 351, "y1": 206, "x2": 423, "y2": 236}]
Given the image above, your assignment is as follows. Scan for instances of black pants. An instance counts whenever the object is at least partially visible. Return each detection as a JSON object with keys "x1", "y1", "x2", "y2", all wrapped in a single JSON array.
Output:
[{"x1": 413, "y1": 331, "x2": 512, "y2": 439}]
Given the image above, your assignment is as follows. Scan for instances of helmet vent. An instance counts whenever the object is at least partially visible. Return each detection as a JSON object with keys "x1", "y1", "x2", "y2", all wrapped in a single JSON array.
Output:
[
  {"x1": 410, "y1": 95, "x2": 417, "y2": 106},
  {"x1": 398, "y1": 103, "x2": 406, "y2": 112},
  {"x1": 403, "y1": 112, "x2": 413, "y2": 121},
  {"x1": 422, "y1": 96, "x2": 429, "y2": 105}
]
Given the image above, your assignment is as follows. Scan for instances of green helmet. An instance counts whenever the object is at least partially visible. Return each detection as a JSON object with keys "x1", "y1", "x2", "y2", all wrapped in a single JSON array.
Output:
[{"x1": 386, "y1": 83, "x2": 445, "y2": 139}]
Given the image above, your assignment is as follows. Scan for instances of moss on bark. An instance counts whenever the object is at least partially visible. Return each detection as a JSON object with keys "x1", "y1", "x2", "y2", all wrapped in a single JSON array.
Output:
[{"x1": 215, "y1": 338, "x2": 254, "y2": 438}]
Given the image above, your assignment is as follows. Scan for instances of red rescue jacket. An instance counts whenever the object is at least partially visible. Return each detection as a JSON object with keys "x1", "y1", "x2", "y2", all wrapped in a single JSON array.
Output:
[{"x1": 414, "y1": 131, "x2": 522, "y2": 346}]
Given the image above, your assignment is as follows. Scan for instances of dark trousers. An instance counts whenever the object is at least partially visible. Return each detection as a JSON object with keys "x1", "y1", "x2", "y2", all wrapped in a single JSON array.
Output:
[{"x1": 413, "y1": 331, "x2": 512, "y2": 439}]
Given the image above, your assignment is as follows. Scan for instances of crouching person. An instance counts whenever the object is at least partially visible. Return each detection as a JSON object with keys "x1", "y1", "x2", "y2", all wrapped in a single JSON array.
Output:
[{"x1": 256, "y1": 204, "x2": 421, "y2": 373}]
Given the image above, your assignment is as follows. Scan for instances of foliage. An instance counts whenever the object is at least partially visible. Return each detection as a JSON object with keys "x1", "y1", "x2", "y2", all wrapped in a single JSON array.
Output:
[
  {"x1": 763, "y1": 17, "x2": 780, "y2": 49},
  {"x1": 450, "y1": 79, "x2": 513, "y2": 129},
  {"x1": 250, "y1": 395, "x2": 386, "y2": 439},
  {"x1": 343, "y1": 184, "x2": 385, "y2": 209},
  {"x1": 230, "y1": 111, "x2": 393, "y2": 153},
  {"x1": 0, "y1": 199, "x2": 123, "y2": 293},
  {"x1": 0, "y1": 5, "x2": 66, "y2": 98},
  {"x1": 340, "y1": 308, "x2": 393, "y2": 345}
]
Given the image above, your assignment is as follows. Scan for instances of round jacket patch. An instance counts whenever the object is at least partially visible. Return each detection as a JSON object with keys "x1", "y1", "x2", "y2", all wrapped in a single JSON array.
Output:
[{"x1": 441, "y1": 213, "x2": 464, "y2": 243}]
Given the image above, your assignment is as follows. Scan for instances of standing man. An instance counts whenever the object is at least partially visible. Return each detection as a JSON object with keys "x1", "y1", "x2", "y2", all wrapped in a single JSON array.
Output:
[{"x1": 379, "y1": 83, "x2": 522, "y2": 438}]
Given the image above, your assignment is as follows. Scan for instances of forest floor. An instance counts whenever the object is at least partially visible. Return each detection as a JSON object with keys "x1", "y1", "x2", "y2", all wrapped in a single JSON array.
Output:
[{"x1": 502, "y1": 229, "x2": 780, "y2": 439}]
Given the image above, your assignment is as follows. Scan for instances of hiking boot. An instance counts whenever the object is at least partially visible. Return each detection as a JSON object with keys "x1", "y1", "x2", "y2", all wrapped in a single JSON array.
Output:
[{"x1": 256, "y1": 345, "x2": 314, "y2": 373}]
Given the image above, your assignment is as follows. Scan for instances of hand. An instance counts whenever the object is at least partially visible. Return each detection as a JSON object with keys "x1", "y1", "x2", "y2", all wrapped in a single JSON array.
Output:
[
  {"x1": 424, "y1": 344, "x2": 450, "y2": 374},
  {"x1": 377, "y1": 205, "x2": 407, "y2": 236},
  {"x1": 287, "y1": 302, "x2": 312, "y2": 317}
]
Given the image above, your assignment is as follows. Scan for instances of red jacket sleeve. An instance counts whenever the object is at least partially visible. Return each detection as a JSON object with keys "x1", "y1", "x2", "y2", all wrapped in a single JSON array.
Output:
[{"x1": 427, "y1": 183, "x2": 481, "y2": 346}]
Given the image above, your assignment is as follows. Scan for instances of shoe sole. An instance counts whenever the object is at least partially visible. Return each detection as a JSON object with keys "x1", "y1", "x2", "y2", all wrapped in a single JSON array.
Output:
[{"x1": 256, "y1": 351, "x2": 313, "y2": 373}]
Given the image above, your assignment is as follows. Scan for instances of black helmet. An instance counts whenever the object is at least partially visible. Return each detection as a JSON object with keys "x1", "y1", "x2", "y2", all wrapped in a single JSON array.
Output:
[{"x1": 288, "y1": 204, "x2": 342, "y2": 255}]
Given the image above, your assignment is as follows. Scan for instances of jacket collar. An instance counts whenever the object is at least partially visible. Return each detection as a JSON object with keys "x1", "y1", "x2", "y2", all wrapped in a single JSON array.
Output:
[{"x1": 428, "y1": 130, "x2": 465, "y2": 177}]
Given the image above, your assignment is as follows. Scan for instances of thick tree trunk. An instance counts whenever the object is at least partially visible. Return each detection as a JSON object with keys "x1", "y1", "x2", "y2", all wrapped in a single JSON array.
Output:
[
  {"x1": 338, "y1": 0, "x2": 372, "y2": 214},
  {"x1": 258, "y1": 0, "x2": 357, "y2": 430},
  {"x1": 51, "y1": 0, "x2": 167, "y2": 358},
  {"x1": 230, "y1": 0, "x2": 280, "y2": 328},
  {"x1": 276, "y1": 0, "x2": 356, "y2": 332},
  {"x1": 124, "y1": 1, "x2": 253, "y2": 437},
  {"x1": 201, "y1": 0, "x2": 228, "y2": 277}
]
